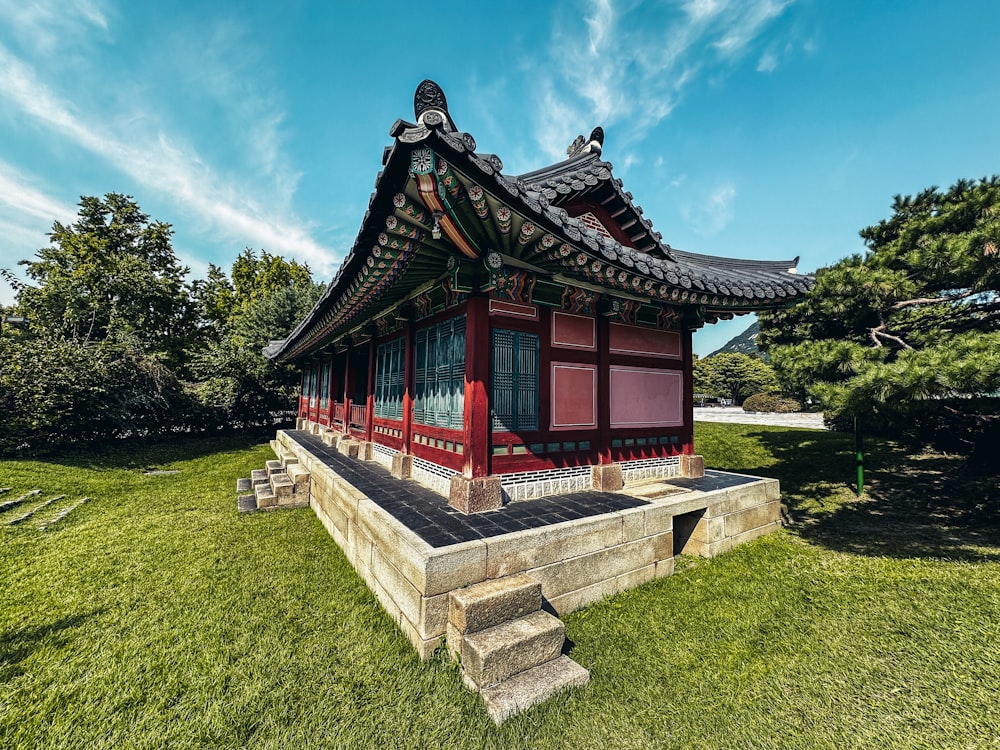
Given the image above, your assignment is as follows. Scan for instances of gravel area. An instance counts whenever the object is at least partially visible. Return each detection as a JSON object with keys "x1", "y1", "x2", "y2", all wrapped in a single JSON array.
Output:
[{"x1": 694, "y1": 407, "x2": 826, "y2": 429}]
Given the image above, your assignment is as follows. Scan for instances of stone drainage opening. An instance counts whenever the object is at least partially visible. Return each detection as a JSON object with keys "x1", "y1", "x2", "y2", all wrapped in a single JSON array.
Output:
[{"x1": 673, "y1": 508, "x2": 707, "y2": 556}]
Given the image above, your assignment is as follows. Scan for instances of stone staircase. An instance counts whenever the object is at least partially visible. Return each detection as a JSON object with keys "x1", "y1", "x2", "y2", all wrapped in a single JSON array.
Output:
[
  {"x1": 447, "y1": 573, "x2": 590, "y2": 724},
  {"x1": 237, "y1": 456, "x2": 311, "y2": 513}
]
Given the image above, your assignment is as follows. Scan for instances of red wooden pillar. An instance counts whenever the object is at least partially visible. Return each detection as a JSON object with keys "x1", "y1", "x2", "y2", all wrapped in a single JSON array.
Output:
[
  {"x1": 342, "y1": 346, "x2": 352, "y2": 436},
  {"x1": 401, "y1": 322, "x2": 414, "y2": 455},
  {"x1": 298, "y1": 370, "x2": 306, "y2": 419},
  {"x1": 365, "y1": 341, "x2": 375, "y2": 442},
  {"x1": 463, "y1": 296, "x2": 491, "y2": 479},
  {"x1": 682, "y1": 328, "x2": 695, "y2": 455},
  {"x1": 309, "y1": 362, "x2": 319, "y2": 422},
  {"x1": 596, "y1": 315, "x2": 613, "y2": 464}
]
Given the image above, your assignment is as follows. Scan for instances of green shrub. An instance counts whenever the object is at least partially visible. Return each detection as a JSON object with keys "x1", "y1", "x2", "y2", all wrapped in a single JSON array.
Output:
[{"x1": 741, "y1": 393, "x2": 803, "y2": 413}]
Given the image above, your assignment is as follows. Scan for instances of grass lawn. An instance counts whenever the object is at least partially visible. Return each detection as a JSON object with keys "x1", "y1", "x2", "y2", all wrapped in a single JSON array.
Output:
[{"x1": 1, "y1": 426, "x2": 998, "y2": 749}]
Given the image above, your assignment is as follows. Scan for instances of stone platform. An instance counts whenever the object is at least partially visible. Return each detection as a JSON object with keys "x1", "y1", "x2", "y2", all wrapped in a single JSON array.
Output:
[{"x1": 271, "y1": 429, "x2": 783, "y2": 658}]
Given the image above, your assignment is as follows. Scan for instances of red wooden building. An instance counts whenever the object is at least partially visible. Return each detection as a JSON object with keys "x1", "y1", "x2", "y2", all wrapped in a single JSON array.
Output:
[{"x1": 265, "y1": 80, "x2": 811, "y2": 513}]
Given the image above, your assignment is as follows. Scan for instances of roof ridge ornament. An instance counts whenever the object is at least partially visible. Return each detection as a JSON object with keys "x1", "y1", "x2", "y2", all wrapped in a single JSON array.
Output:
[
  {"x1": 567, "y1": 126, "x2": 604, "y2": 158},
  {"x1": 414, "y1": 79, "x2": 456, "y2": 131}
]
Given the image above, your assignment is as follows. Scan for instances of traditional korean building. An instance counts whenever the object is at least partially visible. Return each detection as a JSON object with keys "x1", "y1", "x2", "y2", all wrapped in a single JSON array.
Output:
[{"x1": 265, "y1": 80, "x2": 811, "y2": 514}]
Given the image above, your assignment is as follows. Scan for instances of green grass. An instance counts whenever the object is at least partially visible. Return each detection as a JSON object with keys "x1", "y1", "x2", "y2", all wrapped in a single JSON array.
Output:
[{"x1": 1, "y1": 427, "x2": 998, "y2": 749}]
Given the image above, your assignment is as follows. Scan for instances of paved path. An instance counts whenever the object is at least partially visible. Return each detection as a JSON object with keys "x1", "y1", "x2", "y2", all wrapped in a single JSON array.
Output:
[{"x1": 694, "y1": 407, "x2": 826, "y2": 429}]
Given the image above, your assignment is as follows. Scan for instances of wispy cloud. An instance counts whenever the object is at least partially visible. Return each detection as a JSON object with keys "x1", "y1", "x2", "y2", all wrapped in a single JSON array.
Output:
[
  {"x1": 0, "y1": 162, "x2": 78, "y2": 225},
  {"x1": 0, "y1": 0, "x2": 109, "y2": 55},
  {"x1": 0, "y1": 31, "x2": 337, "y2": 275},
  {"x1": 684, "y1": 183, "x2": 737, "y2": 236},
  {"x1": 0, "y1": 162, "x2": 78, "y2": 301},
  {"x1": 757, "y1": 50, "x2": 778, "y2": 72},
  {"x1": 534, "y1": 0, "x2": 796, "y2": 158}
]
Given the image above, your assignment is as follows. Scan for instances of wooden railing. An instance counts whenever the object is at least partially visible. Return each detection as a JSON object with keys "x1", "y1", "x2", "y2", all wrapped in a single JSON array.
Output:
[
  {"x1": 333, "y1": 402, "x2": 345, "y2": 424},
  {"x1": 349, "y1": 404, "x2": 367, "y2": 428}
]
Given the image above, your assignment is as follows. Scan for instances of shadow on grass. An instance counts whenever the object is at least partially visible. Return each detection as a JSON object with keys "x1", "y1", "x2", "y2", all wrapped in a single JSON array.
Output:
[
  {"x1": 0, "y1": 610, "x2": 104, "y2": 681},
  {"x1": 24, "y1": 429, "x2": 282, "y2": 473},
  {"x1": 720, "y1": 428, "x2": 1000, "y2": 562}
]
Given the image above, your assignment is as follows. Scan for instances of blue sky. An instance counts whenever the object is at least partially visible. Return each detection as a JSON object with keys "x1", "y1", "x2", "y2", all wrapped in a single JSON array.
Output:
[{"x1": 2, "y1": 0, "x2": 999, "y2": 355}]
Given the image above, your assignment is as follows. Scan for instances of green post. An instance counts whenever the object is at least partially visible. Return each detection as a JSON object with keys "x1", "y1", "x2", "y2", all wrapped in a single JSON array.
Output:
[{"x1": 855, "y1": 416, "x2": 864, "y2": 496}]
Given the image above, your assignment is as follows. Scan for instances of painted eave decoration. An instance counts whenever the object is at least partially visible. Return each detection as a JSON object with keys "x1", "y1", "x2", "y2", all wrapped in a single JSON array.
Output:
[{"x1": 266, "y1": 80, "x2": 814, "y2": 362}]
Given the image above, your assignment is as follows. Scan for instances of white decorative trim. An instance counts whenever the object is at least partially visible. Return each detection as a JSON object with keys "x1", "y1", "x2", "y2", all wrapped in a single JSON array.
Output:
[
  {"x1": 371, "y1": 443, "x2": 398, "y2": 471},
  {"x1": 411, "y1": 456, "x2": 458, "y2": 497},
  {"x1": 488, "y1": 299, "x2": 538, "y2": 320},
  {"x1": 620, "y1": 455, "x2": 682, "y2": 484},
  {"x1": 499, "y1": 465, "x2": 592, "y2": 504}
]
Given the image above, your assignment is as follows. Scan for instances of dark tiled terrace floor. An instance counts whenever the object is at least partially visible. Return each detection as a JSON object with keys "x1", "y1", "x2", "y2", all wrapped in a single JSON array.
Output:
[{"x1": 287, "y1": 431, "x2": 755, "y2": 548}]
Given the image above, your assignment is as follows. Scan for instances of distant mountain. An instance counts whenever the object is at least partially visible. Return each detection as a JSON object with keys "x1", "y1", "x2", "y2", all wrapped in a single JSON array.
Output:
[{"x1": 709, "y1": 320, "x2": 761, "y2": 357}]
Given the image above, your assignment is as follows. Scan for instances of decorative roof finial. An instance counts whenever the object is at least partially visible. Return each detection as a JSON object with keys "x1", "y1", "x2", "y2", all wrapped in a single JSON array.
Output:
[
  {"x1": 567, "y1": 126, "x2": 605, "y2": 158},
  {"x1": 413, "y1": 79, "x2": 456, "y2": 131}
]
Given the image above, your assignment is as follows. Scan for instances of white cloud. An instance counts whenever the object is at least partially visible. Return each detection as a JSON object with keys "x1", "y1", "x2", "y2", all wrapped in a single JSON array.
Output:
[
  {"x1": 534, "y1": 0, "x2": 796, "y2": 158},
  {"x1": 0, "y1": 43, "x2": 338, "y2": 276},
  {"x1": 684, "y1": 0, "x2": 727, "y2": 22},
  {"x1": 684, "y1": 183, "x2": 737, "y2": 236},
  {"x1": 713, "y1": 0, "x2": 793, "y2": 57},
  {"x1": 0, "y1": 163, "x2": 79, "y2": 285},
  {"x1": 0, "y1": 0, "x2": 109, "y2": 54},
  {"x1": 757, "y1": 50, "x2": 778, "y2": 72},
  {"x1": 0, "y1": 162, "x2": 77, "y2": 225}
]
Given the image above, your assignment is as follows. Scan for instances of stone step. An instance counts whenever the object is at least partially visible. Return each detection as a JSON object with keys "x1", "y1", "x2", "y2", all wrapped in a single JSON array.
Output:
[
  {"x1": 281, "y1": 457, "x2": 299, "y2": 469},
  {"x1": 270, "y1": 474, "x2": 294, "y2": 498},
  {"x1": 625, "y1": 481, "x2": 686, "y2": 500},
  {"x1": 255, "y1": 484, "x2": 277, "y2": 509},
  {"x1": 450, "y1": 573, "x2": 541, "y2": 636},
  {"x1": 265, "y1": 459, "x2": 284, "y2": 476},
  {"x1": 236, "y1": 477, "x2": 252, "y2": 493},
  {"x1": 480, "y1": 655, "x2": 590, "y2": 724},
  {"x1": 251, "y1": 469, "x2": 269, "y2": 486},
  {"x1": 286, "y1": 463, "x2": 311, "y2": 492},
  {"x1": 237, "y1": 494, "x2": 257, "y2": 513},
  {"x1": 461, "y1": 610, "x2": 565, "y2": 690}
]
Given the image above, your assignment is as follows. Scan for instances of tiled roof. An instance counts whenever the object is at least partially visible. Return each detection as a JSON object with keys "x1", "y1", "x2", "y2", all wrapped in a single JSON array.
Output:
[{"x1": 266, "y1": 80, "x2": 812, "y2": 361}]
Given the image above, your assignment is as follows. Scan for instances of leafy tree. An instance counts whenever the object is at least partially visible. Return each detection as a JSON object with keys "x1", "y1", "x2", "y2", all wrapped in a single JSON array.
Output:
[
  {"x1": 230, "y1": 248, "x2": 314, "y2": 311},
  {"x1": 190, "y1": 259, "x2": 323, "y2": 426},
  {"x1": 0, "y1": 198, "x2": 325, "y2": 454},
  {"x1": 0, "y1": 331, "x2": 199, "y2": 455},
  {"x1": 759, "y1": 177, "x2": 1000, "y2": 467},
  {"x1": 694, "y1": 352, "x2": 779, "y2": 404},
  {"x1": 16, "y1": 194, "x2": 195, "y2": 368}
]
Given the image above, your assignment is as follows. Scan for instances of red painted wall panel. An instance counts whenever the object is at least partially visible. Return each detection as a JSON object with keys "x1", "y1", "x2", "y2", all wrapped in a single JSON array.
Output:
[
  {"x1": 550, "y1": 363, "x2": 598, "y2": 430},
  {"x1": 551, "y1": 311, "x2": 596, "y2": 350},
  {"x1": 609, "y1": 323, "x2": 681, "y2": 359},
  {"x1": 609, "y1": 366, "x2": 684, "y2": 428}
]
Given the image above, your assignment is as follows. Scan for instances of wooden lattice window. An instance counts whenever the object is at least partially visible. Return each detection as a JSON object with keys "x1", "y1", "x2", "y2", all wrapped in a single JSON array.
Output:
[
  {"x1": 319, "y1": 361, "x2": 331, "y2": 410},
  {"x1": 414, "y1": 316, "x2": 466, "y2": 429},
  {"x1": 491, "y1": 329, "x2": 539, "y2": 432},
  {"x1": 307, "y1": 365, "x2": 318, "y2": 409},
  {"x1": 374, "y1": 338, "x2": 405, "y2": 420}
]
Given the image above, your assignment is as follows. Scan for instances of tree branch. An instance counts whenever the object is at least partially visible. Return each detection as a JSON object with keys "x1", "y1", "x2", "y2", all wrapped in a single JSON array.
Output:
[
  {"x1": 869, "y1": 318, "x2": 913, "y2": 349},
  {"x1": 888, "y1": 290, "x2": 980, "y2": 311}
]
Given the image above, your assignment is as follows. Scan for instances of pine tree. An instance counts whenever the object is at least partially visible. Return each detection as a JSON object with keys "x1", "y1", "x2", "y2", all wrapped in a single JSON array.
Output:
[{"x1": 759, "y1": 178, "x2": 1000, "y2": 469}]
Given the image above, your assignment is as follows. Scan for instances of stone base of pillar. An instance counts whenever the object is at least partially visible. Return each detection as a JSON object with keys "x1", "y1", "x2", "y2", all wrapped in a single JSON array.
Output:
[
  {"x1": 296, "y1": 417, "x2": 307, "y2": 430},
  {"x1": 449, "y1": 475, "x2": 503, "y2": 514},
  {"x1": 337, "y1": 439, "x2": 361, "y2": 459},
  {"x1": 591, "y1": 464, "x2": 624, "y2": 492},
  {"x1": 391, "y1": 453, "x2": 413, "y2": 479},
  {"x1": 680, "y1": 454, "x2": 705, "y2": 478},
  {"x1": 358, "y1": 441, "x2": 374, "y2": 461}
]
